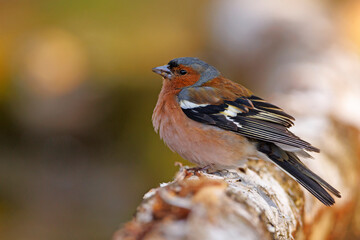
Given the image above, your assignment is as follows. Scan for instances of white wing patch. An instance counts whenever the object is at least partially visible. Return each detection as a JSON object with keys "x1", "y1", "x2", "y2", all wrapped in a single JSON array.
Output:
[
  {"x1": 221, "y1": 104, "x2": 243, "y2": 117},
  {"x1": 180, "y1": 101, "x2": 243, "y2": 128},
  {"x1": 179, "y1": 100, "x2": 209, "y2": 109}
]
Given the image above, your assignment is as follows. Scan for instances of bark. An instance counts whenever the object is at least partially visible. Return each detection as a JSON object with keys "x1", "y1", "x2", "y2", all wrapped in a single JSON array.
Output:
[{"x1": 113, "y1": 156, "x2": 351, "y2": 240}]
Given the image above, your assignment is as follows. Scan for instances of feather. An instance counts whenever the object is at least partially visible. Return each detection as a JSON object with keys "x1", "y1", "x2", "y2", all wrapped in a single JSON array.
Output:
[
  {"x1": 256, "y1": 142, "x2": 340, "y2": 206},
  {"x1": 178, "y1": 87, "x2": 319, "y2": 152}
]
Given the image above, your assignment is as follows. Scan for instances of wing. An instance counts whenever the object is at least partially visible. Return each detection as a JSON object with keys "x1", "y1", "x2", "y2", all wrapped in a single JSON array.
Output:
[{"x1": 178, "y1": 85, "x2": 319, "y2": 152}]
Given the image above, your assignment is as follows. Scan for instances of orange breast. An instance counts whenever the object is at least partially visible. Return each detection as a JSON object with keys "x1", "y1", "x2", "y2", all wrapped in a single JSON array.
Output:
[{"x1": 152, "y1": 87, "x2": 259, "y2": 168}]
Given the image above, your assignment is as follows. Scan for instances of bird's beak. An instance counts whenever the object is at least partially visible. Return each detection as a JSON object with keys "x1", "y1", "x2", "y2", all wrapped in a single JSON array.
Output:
[{"x1": 152, "y1": 65, "x2": 172, "y2": 79}]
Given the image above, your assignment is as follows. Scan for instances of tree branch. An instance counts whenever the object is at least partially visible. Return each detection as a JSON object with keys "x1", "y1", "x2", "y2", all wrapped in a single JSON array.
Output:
[{"x1": 114, "y1": 161, "x2": 308, "y2": 240}]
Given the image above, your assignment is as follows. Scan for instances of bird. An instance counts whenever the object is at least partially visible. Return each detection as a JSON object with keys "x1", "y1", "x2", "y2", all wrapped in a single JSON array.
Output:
[{"x1": 151, "y1": 57, "x2": 341, "y2": 206}]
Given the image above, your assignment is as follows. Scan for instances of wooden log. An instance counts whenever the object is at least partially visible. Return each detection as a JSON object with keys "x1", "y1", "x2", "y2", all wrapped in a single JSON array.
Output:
[{"x1": 113, "y1": 149, "x2": 353, "y2": 240}]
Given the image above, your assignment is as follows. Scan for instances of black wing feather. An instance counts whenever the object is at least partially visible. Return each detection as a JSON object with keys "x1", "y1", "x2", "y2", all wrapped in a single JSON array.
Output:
[{"x1": 181, "y1": 95, "x2": 319, "y2": 152}]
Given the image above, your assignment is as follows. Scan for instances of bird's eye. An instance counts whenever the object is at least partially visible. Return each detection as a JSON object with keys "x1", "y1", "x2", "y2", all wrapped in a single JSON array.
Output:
[{"x1": 179, "y1": 69, "x2": 187, "y2": 75}]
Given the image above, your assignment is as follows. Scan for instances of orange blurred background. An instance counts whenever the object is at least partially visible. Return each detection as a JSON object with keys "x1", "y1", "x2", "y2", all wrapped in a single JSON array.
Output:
[{"x1": 0, "y1": 0, "x2": 359, "y2": 239}]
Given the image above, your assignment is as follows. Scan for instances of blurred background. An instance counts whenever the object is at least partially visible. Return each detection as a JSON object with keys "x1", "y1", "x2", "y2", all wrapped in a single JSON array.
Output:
[{"x1": 0, "y1": 0, "x2": 359, "y2": 239}]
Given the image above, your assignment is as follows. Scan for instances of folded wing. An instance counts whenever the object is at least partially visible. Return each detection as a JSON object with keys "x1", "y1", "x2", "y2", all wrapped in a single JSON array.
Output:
[{"x1": 178, "y1": 85, "x2": 319, "y2": 152}]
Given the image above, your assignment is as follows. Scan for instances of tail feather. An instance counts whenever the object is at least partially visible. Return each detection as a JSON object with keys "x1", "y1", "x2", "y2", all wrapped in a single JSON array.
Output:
[
  {"x1": 257, "y1": 142, "x2": 341, "y2": 206},
  {"x1": 273, "y1": 154, "x2": 336, "y2": 206},
  {"x1": 286, "y1": 153, "x2": 341, "y2": 198}
]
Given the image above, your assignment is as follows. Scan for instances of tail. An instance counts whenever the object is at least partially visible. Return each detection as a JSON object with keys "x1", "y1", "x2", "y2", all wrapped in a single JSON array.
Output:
[{"x1": 257, "y1": 142, "x2": 341, "y2": 206}]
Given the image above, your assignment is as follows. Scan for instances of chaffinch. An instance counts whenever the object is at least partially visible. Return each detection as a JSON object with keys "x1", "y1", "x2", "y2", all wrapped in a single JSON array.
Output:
[{"x1": 152, "y1": 57, "x2": 341, "y2": 206}]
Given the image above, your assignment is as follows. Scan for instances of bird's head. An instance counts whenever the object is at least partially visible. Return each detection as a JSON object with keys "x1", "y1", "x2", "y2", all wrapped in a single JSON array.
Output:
[{"x1": 152, "y1": 57, "x2": 221, "y2": 89}]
